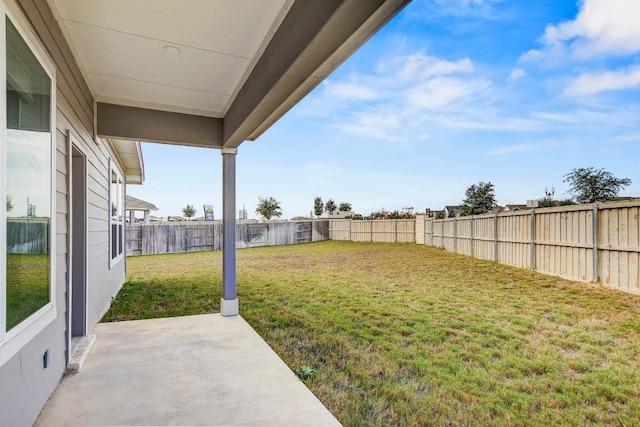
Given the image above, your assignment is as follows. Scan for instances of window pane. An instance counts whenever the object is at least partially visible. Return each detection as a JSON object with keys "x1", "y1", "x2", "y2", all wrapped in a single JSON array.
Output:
[
  {"x1": 5, "y1": 18, "x2": 52, "y2": 331},
  {"x1": 111, "y1": 170, "x2": 117, "y2": 260}
]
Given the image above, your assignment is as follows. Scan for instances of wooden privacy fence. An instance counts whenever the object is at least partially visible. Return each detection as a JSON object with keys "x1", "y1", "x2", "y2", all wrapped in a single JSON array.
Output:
[
  {"x1": 416, "y1": 200, "x2": 640, "y2": 295},
  {"x1": 6, "y1": 218, "x2": 49, "y2": 254},
  {"x1": 329, "y1": 219, "x2": 415, "y2": 243},
  {"x1": 126, "y1": 220, "x2": 330, "y2": 255}
]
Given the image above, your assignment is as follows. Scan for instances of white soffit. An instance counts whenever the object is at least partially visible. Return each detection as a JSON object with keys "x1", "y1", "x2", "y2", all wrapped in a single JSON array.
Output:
[
  {"x1": 109, "y1": 139, "x2": 144, "y2": 185},
  {"x1": 47, "y1": 0, "x2": 293, "y2": 117}
]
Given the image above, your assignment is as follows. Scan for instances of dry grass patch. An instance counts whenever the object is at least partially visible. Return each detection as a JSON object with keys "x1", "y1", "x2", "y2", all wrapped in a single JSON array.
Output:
[{"x1": 104, "y1": 241, "x2": 640, "y2": 426}]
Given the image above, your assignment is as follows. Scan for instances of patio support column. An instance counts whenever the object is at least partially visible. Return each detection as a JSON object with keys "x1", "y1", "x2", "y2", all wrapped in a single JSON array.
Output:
[{"x1": 221, "y1": 148, "x2": 239, "y2": 316}]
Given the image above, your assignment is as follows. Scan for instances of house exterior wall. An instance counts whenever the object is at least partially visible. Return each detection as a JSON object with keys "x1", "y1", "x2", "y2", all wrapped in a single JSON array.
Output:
[{"x1": 0, "y1": 1, "x2": 126, "y2": 425}]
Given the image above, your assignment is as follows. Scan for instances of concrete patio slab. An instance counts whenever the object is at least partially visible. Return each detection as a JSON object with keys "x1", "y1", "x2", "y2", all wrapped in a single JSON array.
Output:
[{"x1": 35, "y1": 314, "x2": 341, "y2": 426}]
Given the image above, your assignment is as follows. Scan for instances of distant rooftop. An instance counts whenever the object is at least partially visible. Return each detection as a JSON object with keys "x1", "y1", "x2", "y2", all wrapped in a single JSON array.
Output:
[{"x1": 126, "y1": 195, "x2": 158, "y2": 212}]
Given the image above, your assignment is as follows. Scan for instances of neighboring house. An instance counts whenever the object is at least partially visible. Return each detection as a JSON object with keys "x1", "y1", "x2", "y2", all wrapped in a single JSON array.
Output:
[
  {"x1": 126, "y1": 195, "x2": 158, "y2": 225},
  {"x1": 321, "y1": 210, "x2": 354, "y2": 219},
  {"x1": 0, "y1": 1, "x2": 408, "y2": 425},
  {"x1": 503, "y1": 204, "x2": 529, "y2": 212},
  {"x1": 444, "y1": 205, "x2": 461, "y2": 218}
]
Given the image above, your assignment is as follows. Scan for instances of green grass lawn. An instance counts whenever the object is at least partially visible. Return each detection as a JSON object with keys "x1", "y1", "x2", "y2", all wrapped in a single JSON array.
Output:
[
  {"x1": 104, "y1": 241, "x2": 640, "y2": 426},
  {"x1": 6, "y1": 253, "x2": 50, "y2": 330}
]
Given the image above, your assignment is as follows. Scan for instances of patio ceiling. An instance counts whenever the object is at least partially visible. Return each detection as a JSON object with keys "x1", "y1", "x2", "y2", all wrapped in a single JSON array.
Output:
[{"x1": 47, "y1": 0, "x2": 410, "y2": 149}]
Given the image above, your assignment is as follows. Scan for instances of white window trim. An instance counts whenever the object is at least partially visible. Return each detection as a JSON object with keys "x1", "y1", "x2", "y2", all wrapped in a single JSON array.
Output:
[
  {"x1": 0, "y1": 0, "x2": 57, "y2": 366},
  {"x1": 109, "y1": 160, "x2": 125, "y2": 268}
]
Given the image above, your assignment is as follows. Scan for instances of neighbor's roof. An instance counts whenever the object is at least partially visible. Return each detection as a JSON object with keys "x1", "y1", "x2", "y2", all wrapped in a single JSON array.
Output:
[
  {"x1": 126, "y1": 195, "x2": 158, "y2": 211},
  {"x1": 47, "y1": 0, "x2": 411, "y2": 149}
]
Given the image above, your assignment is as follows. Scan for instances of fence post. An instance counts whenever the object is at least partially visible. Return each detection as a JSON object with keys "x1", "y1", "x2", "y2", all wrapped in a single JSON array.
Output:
[
  {"x1": 394, "y1": 220, "x2": 397, "y2": 243},
  {"x1": 143, "y1": 224, "x2": 148, "y2": 255},
  {"x1": 441, "y1": 221, "x2": 444, "y2": 248},
  {"x1": 370, "y1": 220, "x2": 373, "y2": 242},
  {"x1": 424, "y1": 216, "x2": 427, "y2": 245},
  {"x1": 470, "y1": 216, "x2": 474, "y2": 258},
  {"x1": 530, "y1": 209, "x2": 536, "y2": 271},
  {"x1": 494, "y1": 214, "x2": 498, "y2": 262},
  {"x1": 349, "y1": 219, "x2": 352, "y2": 241},
  {"x1": 593, "y1": 204, "x2": 599, "y2": 282},
  {"x1": 454, "y1": 217, "x2": 458, "y2": 253}
]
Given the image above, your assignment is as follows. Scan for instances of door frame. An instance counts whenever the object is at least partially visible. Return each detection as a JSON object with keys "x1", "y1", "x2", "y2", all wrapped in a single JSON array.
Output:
[{"x1": 66, "y1": 130, "x2": 88, "y2": 362}]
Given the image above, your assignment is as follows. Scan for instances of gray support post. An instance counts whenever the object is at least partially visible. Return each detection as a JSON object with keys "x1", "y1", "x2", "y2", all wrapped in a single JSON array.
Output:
[
  {"x1": 470, "y1": 216, "x2": 474, "y2": 258},
  {"x1": 221, "y1": 148, "x2": 238, "y2": 316},
  {"x1": 494, "y1": 214, "x2": 498, "y2": 262},
  {"x1": 593, "y1": 204, "x2": 599, "y2": 282},
  {"x1": 530, "y1": 209, "x2": 536, "y2": 271}
]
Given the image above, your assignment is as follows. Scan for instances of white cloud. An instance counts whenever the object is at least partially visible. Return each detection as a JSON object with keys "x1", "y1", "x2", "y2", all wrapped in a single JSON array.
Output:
[
  {"x1": 380, "y1": 52, "x2": 474, "y2": 80},
  {"x1": 532, "y1": 107, "x2": 640, "y2": 128},
  {"x1": 523, "y1": 0, "x2": 640, "y2": 63},
  {"x1": 414, "y1": 0, "x2": 506, "y2": 20},
  {"x1": 311, "y1": 52, "x2": 488, "y2": 143},
  {"x1": 616, "y1": 133, "x2": 640, "y2": 142},
  {"x1": 338, "y1": 108, "x2": 404, "y2": 142},
  {"x1": 436, "y1": 0, "x2": 500, "y2": 4},
  {"x1": 433, "y1": 114, "x2": 545, "y2": 132},
  {"x1": 405, "y1": 77, "x2": 490, "y2": 111},
  {"x1": 322, "y1": 81, "x2": 379, "y2": 101},
  {"x1": 508, "y1": 68, "x2": 526, "y2": 81},
  {"x1": 563, "y1": 65, "x2": 640, "y2": 96}
]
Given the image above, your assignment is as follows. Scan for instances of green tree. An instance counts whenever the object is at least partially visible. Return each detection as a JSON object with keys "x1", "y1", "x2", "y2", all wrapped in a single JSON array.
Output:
[
  {"x1": 369, "y1": 210, "x2": 385, "y2": 220},
  {"x1": 564, "y1": 167, "x2": 632, "y2": 204},
  {"x1": 387, "y1": 210, "x2": 401, "y2": 219},
  {"x1": 182, "y1": 204, "x2": 196, "y2": 220},
  {"x1": 538, "y1": 195, "x2": 575, "y2": 208},
  {"x1": 434, "y1": 211, "x2": 445, "y2": 219},
  {"x1": 6, "y1": 195, "x2": 13, "y2": 212},
  {"x1": 338, "y1": 202, "x2": 352, "y2": 212},
  {"x1": 460, "y1": 181, "x2": 496, "y2": 216},
  {"x1": 313, "y1": 197, "x2": 324, "y2": 218},
  {"x1": 325, "y1": 199, "x2": 337, "y2": 215},
  {"x1": 256, "y1": 196, "x2": 282, "y2": 220}
]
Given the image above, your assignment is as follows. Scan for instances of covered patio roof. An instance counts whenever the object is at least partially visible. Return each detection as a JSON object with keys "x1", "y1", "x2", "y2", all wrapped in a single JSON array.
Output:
[
  {"x1": 47, "y1": 0, "x2": 411, "y2": 149},
  {"x1": 41, "y1": 0, "x2": 411, "y2": 317}
]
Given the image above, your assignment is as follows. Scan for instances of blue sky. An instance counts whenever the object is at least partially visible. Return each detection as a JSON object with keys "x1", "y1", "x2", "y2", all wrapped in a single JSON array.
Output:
[{"x1": 133, "y1": 0, "x2": 640, "y2": 219}]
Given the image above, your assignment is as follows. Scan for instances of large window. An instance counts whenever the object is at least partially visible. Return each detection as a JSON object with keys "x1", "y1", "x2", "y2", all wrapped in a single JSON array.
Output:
[
  {"x1": 109, "y1": 162, "x2": 124, "y2": 266},
  {"x1": 1, "y1": 3, "x2": 56, "y2": 354}
]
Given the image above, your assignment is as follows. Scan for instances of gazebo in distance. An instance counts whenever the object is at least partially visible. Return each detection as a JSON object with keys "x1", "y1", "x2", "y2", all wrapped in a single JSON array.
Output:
[{"x1": 126, "y1": 195, "x2": 158, "y2": 225}]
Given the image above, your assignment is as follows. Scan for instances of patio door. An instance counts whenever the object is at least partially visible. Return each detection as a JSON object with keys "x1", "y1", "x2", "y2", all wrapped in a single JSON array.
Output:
[{"x1": 67, "y1": 139, "x2": 88, "y2": 359}]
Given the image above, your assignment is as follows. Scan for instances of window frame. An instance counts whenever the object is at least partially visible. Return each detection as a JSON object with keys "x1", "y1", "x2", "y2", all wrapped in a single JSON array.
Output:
[
  {"x1": 0, "y1": 0, "x2": 57, "y2": 366},
  {"x1": 109, "y1": 159, "x2": 125, "y2": 268}
]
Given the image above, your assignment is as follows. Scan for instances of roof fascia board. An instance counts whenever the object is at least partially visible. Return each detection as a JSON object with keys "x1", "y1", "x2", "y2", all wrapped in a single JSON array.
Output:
[
  {"x1": 97, "y1": 103, "x2": 223, "y2": 148},
  {"x1": 222, "y1": 0, "x2": 411, "y2": 148}
]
